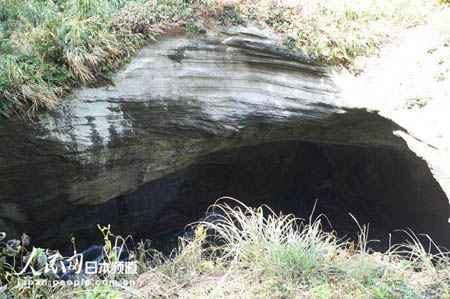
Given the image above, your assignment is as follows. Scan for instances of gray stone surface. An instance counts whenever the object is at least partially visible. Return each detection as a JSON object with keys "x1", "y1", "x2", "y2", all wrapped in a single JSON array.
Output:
[{"x1": 0, "y1": 27, "x2": 448, "y2": 248}]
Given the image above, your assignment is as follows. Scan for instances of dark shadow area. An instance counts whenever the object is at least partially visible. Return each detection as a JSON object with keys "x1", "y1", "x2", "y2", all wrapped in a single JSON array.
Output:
[
  {"x1": 34, "y1": 140, "x2": 450, "y2": 255},
  {"x1": 148, "y1": 141, "x2": 450, "y2": 252}
]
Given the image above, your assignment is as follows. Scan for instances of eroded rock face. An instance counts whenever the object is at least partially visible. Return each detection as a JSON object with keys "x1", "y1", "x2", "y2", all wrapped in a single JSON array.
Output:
[{"x1": 0, "y1": 27, "x2": 448, "y2": 249}]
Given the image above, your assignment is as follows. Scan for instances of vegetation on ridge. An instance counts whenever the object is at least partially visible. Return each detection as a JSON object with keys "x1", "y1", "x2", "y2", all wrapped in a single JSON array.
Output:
[
  {"x1": 1, "y1": 199, "x2": 449, "y2": 298},
  {"x1": 0, "y1": 0, "x2": 447, "y2": 117}
]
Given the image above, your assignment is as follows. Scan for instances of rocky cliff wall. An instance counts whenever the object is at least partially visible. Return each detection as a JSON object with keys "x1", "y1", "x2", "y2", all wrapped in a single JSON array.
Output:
[{"x1": 0, "y1": 27, "x2": 448, "y2": 249}]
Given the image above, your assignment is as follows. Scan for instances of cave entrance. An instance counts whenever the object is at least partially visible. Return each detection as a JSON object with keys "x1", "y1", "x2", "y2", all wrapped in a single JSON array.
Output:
[{"x1": 149, "y1": 140, "x2": 450, "y2": 252}]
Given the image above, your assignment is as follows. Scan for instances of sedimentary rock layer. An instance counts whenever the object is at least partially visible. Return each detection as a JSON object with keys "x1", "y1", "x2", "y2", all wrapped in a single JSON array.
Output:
[{"x1": 0, "y1": 27, "x2": 448, "y2": 248}]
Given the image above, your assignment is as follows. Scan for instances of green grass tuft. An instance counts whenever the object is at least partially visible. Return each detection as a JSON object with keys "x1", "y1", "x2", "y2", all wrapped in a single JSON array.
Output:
[{"x1": 0, "y1": 0, "x2": 206, "y2": 117}]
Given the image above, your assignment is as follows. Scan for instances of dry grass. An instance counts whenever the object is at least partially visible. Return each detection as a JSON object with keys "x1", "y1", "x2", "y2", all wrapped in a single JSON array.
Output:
[
  {"x1": 235, "y1": 0, "x2": 439, "y2": 70},
  {"x1": 2, "y1": 198, "x2": 449, "y2": 298},
  {"x1": 132, "y1": 198, "x2": 450, "y2": 298}
]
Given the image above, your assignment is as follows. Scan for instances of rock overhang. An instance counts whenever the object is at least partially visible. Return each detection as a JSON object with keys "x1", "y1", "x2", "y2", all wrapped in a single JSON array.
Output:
[{"x1": 0, "y1": 26, "x2": 448, "y2": 249}]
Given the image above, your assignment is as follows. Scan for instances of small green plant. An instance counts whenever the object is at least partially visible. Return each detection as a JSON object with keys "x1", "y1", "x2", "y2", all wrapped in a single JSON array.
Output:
[
  {"x1": 84, "y1": 285, "x2": 123, "y2": 299},
  {"x1": 184, "y1": 22, "x2": 201, "y2": 38},
  {"x1": 98, "y1": 224, "x2": 115, "y2": 261},
  {"x1": 217, "y1": 6, "x2": 246, "y2": 26}
]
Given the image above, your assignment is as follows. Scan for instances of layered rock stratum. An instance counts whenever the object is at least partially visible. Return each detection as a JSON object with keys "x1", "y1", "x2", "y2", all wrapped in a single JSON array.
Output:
[{"x1": 1, "y1": 27, "x2": 448, "y2": 248}]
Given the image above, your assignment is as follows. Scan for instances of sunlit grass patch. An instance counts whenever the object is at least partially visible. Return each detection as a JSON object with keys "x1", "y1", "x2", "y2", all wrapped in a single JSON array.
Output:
[
  {"x1": 133, "y1": 198, "x2": 450, "y2": 298},
  {"x1": 0, "y1": 0, "x2": 445, "y2": 117},
  {"x1": 0, "y1": 0, "x2": 205, "y2": 117}
]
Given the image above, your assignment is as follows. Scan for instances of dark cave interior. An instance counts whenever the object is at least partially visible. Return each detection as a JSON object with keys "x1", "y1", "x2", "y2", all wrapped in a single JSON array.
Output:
[
  {"x1": 147, "y1": 140, "x2": 450, "y2": 253},
  {"x1": 45, "y1": 140, "x2": 450, "y2": 255}
]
